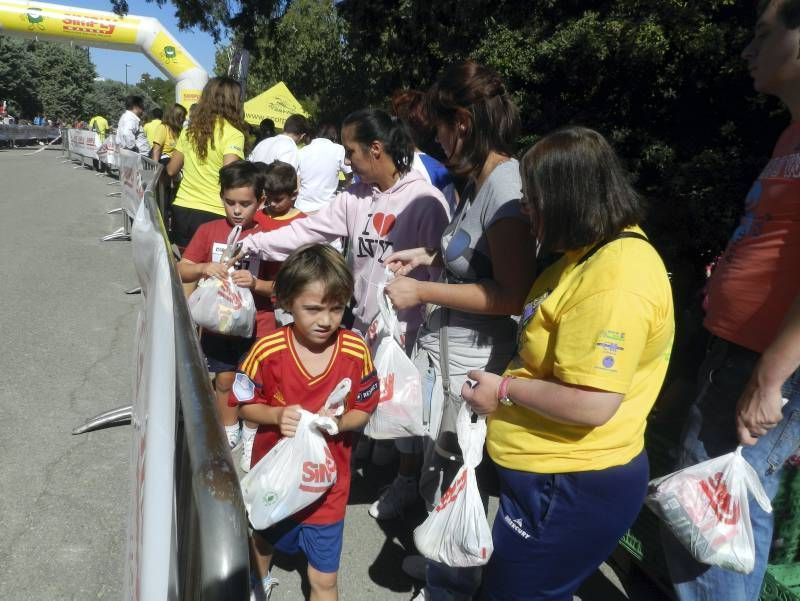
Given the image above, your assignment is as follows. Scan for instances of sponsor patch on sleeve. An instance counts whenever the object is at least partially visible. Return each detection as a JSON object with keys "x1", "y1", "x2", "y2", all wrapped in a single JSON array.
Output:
[{"x1": 232, "y1": 372, "x2": 256, "y2": 403}]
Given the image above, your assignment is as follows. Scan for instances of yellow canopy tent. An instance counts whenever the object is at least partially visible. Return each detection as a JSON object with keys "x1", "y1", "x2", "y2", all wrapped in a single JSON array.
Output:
[{"x1": 243, "y1": 82, "x2": 309, "y2": 129}]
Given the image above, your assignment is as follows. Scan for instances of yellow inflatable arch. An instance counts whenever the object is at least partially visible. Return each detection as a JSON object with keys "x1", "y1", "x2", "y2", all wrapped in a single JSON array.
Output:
[{"x1": 0, "y1": 0, "x2": 208, "y2": 107}]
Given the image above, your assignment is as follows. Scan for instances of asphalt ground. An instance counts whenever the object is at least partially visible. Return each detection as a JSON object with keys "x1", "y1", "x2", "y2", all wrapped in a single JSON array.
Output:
[{"x1": 0, "y1": 147, "x2": 670, "y2": 601}]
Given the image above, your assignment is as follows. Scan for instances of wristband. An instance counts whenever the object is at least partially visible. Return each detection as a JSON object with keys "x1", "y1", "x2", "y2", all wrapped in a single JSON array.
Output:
[{"x1": 498, "y1": 376, "x2": 515, "y2": 407}]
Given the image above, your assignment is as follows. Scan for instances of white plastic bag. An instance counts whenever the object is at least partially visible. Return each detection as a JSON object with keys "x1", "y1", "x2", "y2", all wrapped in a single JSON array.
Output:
[
  {"x1": 187, "y1": 225, "x2": 255, "y2": 337},
  {"x1": 646, "y1": 446, "x2": 772, "y2": 573},
  {"x1": 413, "y1": 405, "x2": 493, "y2": 567},
  {"x1": 364, "y1": 282, "x2": 424, "y2": 439},
  {"x1": 241, "y1": 409, "x2": 339, "y2": 530}
]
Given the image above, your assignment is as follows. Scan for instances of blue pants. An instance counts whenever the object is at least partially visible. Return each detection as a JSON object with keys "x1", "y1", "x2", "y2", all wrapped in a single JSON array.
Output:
[
  {"x1": 662, "y1": 336, "x2": 800, "y2": 601},
  {"x1": 482, "y1": 451, "x2": 649, "y2": 601}
]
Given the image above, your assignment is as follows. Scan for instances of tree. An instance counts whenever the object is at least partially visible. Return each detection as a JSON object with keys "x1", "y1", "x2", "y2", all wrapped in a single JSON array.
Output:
[
  {"x1": 0, "y1": 35, "x2": 96, "y2": 121},
  {"x1": 136, "y1": 73, "x2": 176, "y2": 111},
  {"x1": 84, "y1": 80, "x2": 157, "y2": 122}
]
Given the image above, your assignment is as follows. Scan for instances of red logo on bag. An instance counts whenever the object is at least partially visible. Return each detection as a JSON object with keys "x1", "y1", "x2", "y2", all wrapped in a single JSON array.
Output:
[
  {"x1": 699, "y1": 472, "x2": 741, "y2": 525},
  {"x1": 379, "y1": 374, "x2": 394, "y2": 402},
  {"x1": 216, "y1": 280, "x2": 243, "y2": 309},
  {"x1": 435, "y1": 469, "x2": 468, "y2": 512},
  {"x1": 299, "y1": 447, "x2": 337, "y2": 493}
]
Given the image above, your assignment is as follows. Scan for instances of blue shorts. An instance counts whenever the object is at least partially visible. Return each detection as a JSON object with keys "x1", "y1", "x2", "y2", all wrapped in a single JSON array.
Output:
[{"x1": 258, "y1": 520, "x2": 344, "y2": 574}]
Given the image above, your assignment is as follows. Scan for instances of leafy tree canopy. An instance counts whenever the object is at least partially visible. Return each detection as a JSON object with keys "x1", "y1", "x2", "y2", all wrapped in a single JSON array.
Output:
[
  {"x1": 121, "y1": 0, "x2": 790, "y2": 300},
  {"x1": 0, "y1": 36, "x2": 96, "y2": 121},
  {"x1": 84, "y1": 80, "x2": 157, "y2": 123}
]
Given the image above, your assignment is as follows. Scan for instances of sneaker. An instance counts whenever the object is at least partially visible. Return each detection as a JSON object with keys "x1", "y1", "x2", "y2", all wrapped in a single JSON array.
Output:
[
  {"x1": 226, "y1": 425, "x2": 242, "y2": 451},
  {"x1": 250, "y1": 572, "x2": 279, "y2": 601},
  {"x1": 411, "y1": 587, "x2": 430, "y2": 601},
  {"x1": 368, "y1": 475, "x2": 418, "y2": 519},
  {"x1": 402, "y1": 554, "x2": 427, "y2": 582},
  {"x1": 240, "y1": 432, "x2": 255, "y2": 473}
]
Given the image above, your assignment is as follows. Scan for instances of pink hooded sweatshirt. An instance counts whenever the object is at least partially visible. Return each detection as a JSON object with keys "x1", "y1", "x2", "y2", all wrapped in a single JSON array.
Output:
[{"x1": 241, "y1": 169, "x2": 451, "y2": 348}]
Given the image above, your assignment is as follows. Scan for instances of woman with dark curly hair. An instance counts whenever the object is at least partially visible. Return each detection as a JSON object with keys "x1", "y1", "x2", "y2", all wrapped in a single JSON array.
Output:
[{"x1": 167, "y1": 77, "x2": 248, "y2": 248}]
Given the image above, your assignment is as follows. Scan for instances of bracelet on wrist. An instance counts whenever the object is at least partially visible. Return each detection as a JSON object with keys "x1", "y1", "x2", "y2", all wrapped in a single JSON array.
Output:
[{"x1": 498, "y1": 376, "x2": 515, "y2": 407}]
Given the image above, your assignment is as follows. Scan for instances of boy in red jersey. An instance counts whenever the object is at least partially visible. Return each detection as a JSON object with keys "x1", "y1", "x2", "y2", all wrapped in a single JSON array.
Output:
[
  {"x1": 178, "y1": 160, "x2": 270, "y2": 455},
  {"x1": 230, "y1": 244, "x2": 379, "y2": 601}
]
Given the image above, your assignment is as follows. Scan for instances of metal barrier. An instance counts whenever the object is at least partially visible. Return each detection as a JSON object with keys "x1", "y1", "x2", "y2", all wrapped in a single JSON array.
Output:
[
  {"x1": 73, "y1": 162, "x2": 250, "y2": 600},
  {"x1": 144, "y1": 171, "x2": 250, "y2": 601},
  {"x1": 0, "y1": 124, "x2": 61, "y2": 145}
]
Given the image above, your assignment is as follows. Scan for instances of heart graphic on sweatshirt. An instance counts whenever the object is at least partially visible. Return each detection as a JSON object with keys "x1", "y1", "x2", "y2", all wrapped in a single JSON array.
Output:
[{"x1": 372, "y1": 212, "x2": 397, "y2": 237}]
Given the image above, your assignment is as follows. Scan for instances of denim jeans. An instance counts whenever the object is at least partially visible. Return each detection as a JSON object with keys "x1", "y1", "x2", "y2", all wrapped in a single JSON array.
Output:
[{"x1": 662, "y1": 336, "x2": 800, "y2": 601}]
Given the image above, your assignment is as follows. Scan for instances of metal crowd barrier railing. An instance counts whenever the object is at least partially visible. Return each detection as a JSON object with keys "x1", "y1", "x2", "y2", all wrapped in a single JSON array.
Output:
[
  {"x1": 145, "y1": 168, "x2": 250, "y2": 601},
  {"x1": 0, "y1": 124, "x2": 61, "y2": 144},
  {"x1": 73, "y1": 156, "x2": 250, "y2": 600}
]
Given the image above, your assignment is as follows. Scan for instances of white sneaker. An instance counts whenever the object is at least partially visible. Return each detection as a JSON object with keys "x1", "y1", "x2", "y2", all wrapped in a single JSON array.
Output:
[
  {"x1": 240, "y1": 431, "x2": 256, "y2": 473},
  {"x1": 368, "y1": 475, "x2": 418, "y2": 519},
  {"x1": 411, "y1": 587, "x2": 430, "y2": 601},
  {"x1": 250, "y1": 572, "x2": 279, "y2": 601},
  {"x1": 226, "y1": 425, "x2": 242, "y2": 451},
  {"x1": 402, "y1": 554, "x2": 427, "y2": 581}
]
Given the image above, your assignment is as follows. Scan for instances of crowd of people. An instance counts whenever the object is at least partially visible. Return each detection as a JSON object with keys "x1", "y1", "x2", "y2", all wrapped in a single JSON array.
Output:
[{"x1": 87, "y1": 1, "x2": 800, "y2": 599}]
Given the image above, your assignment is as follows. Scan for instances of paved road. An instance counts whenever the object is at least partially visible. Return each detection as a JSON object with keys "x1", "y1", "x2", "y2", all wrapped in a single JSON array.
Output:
[{"x1": 0, "y1": 148, "x2": 669, "y2": 601}]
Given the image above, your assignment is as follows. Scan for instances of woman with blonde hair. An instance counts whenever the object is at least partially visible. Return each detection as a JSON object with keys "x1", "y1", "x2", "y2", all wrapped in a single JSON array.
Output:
[
  {"x1": 151, "y1": 103, "x2": 187, "y2": 164},
  {"x1": 167, "y1": 76, "x2": 248, "y2": 248}
]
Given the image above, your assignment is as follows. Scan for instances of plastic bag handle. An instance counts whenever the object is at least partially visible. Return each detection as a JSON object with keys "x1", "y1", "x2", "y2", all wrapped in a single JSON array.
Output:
[
  {"x1": 376, "y1": 270, "x2": 400, "y2": 341},
  {"x1": 734, "y1": 446, "x2": 774, "y2": 513}
]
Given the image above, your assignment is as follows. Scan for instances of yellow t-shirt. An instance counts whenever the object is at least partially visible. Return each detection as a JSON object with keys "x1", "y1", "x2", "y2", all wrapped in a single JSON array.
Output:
[
  {"x1": 142, "y1": 119, "x2": 162, "y2": 144},
  {"x1": 487, "y1": 227, "x2": 674, "y2": 474},
  {"x1": 172, "y1": 119, "x2": 245, "y2": 216},
  {"x1": 151, "y1": 123, "x2": 178, "y2": 156},
  {"x1": 88, "y1": 115, "x2": 108, "y2": 140}
]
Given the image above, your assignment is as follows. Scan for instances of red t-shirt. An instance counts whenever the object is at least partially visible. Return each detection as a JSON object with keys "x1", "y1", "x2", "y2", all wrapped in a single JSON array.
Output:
[
  {"x1": 705, "y1": 123, "x2": 800, "y2": 352},
  {"x1": 229, "y1": 326, "x2": 379, "y2": 524},
  {"x1": 250, "y1": 208, "x2": 307, "y2": 321},
  {"x1": 183, "y1": 217, "x2": 283, "y2": 338}
]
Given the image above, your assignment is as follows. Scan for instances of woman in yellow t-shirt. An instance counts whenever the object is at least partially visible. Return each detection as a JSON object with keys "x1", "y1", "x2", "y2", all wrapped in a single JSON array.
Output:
[
  {"x1": 166, "y1": 77, "x2": 248, "y2": 248},
  {"x1": 462, "y1": 126, "x2": 674, "y2": 601},
  {"x1": 150, "y1": 103, "x2": 187, "y2": 164}
]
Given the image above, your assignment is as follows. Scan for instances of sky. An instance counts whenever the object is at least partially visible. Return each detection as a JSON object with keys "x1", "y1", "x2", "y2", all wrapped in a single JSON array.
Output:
[{"x1": 78, "y1": 0, "x2": 224, "y2": 83}]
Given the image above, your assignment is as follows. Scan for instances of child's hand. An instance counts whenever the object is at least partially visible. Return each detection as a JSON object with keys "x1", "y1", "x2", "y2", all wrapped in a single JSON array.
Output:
[
  {"x1": 231, "y1": 270, "x2": 255, "y2": 289},
  {"x1": 202, "y1": 262, "x2": 229, "y2": 280},
  {"x1": 279, "y1": 405, "x2": 302, "y2": 437}
]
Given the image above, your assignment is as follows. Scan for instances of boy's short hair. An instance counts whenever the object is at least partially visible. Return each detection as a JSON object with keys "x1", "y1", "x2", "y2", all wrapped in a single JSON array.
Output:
[
  {"x1": 274, "y1": 244, "x2": 354, "y2": 310},
  {"x1": 150, "y1": 107, "x2": 163, "y2": 120},
  {"x1": 283, "y1": 114, "x2": 310, "y2": 136},
  {"x1": 262, "y1": 160, "x2": 298, "y2": 197},
  {"x1": 758, "y1": 0, "x2": 800, "y2": 27},
  {"x1": 125, "y1": 95, "x2": 145, "y2": 111},
  {"x1": 218, "y1": 160, "x2": 264, "y2": 197}
]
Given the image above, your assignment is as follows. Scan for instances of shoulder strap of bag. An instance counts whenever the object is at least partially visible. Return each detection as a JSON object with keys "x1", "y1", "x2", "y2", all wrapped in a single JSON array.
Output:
[{"x1": 577, "y1": 231, "x2": 649, "y2": 266}]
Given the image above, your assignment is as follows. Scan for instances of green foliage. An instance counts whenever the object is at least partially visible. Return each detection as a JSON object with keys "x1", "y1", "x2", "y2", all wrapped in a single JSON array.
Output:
[
  {"x1": 83, "y1": 80, "x2": 157, "y2": 123},
  {"x1": 0, "y1": 36, "x2": 96, "y2": 121},
  {"x1": 135, "y1": 74, "x2": 176, "y2": 112},
  {"x1": 172, "y1": 0, "x2": 787, "y2": 301}
]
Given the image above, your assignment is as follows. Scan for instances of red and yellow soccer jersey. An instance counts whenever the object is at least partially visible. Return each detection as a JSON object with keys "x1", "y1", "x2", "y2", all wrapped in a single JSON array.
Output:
[{"x1": 229, "y1": 326, "x2": 379, "y2": 524}]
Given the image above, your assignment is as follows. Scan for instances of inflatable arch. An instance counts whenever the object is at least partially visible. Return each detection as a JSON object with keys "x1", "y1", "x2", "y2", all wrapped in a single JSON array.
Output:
[{"x1": 0, "y1": 0, "x2": 208, "y2": 107}]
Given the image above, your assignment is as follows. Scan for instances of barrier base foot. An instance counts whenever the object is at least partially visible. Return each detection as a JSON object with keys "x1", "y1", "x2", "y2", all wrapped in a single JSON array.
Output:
[
  {"x1": 106, "y1": 192, "x2": 121, "y2": 198},
  {"x1": 125, "y1": 286, "x2": 142, "y2": 295},
  {"x1": 72, "y1": 405, "x2": 132, "y2": 435},
  {"x1": 102, "y1": 227, "x2": 130, "y2": 242},
  {"x1": 107, "y1": 207, "x2": 124, "y2": 215}
]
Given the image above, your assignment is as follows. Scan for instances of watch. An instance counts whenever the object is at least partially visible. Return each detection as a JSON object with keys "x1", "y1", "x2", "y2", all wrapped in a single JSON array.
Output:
[{"x1": 498, "y1": 376, "x2": 515, "y2": 407}]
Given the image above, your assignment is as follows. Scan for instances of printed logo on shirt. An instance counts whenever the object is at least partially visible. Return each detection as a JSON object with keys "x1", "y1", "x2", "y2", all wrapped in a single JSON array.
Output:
[
  {"x1": 233, "y1": 373, "x2": 255, "y2": 402},
  {"x1": 356, "y1": 213, "x2": 395, "y2": 262},
  {"x1": 503, "y1": 514, "x2": 532, "y2": 540},
  {"x1": 596, "y1": 341, "x2": 624, "y2": 354},
  {"x1": 272, "y1": 389, "x2": 285, "y2": 406}
]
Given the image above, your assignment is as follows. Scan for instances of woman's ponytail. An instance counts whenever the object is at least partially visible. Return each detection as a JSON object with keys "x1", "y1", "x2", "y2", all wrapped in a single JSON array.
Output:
[{"x1": 342, "y1": 108, "x2": 414, "y2": 175}]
